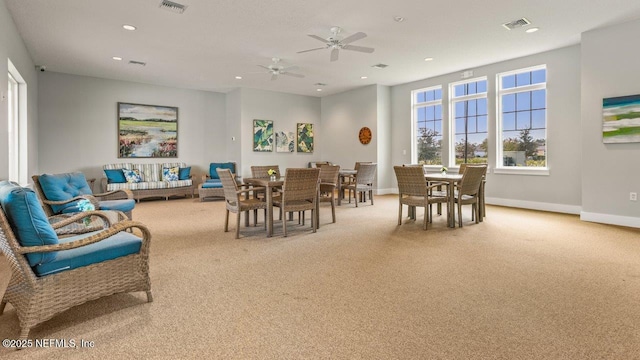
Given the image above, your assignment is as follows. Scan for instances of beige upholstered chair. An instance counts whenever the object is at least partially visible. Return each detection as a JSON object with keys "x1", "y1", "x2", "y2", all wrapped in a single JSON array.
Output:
[
  {"x1": 272, "y1": 168, "x2": 320, "y2": 237},
  {"x1": 218, "y1": 169, "x2": 267, "y2": 239},
  {"x1": 394, "y1": 166, "x2": 449, "y2": 230},
  {"x1": 345, "y1": 163, "x2": 377, "y2": 207},
  {"x1": 317, "y1": 164, "x2": 340, "y2": 226},
  {"x1": 454, "y1": 165, "x2": 486, "y2": 227}
]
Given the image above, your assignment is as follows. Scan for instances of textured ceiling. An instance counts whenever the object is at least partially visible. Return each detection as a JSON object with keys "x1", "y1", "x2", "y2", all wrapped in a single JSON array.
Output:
[{"x1": 5, "y1": 0, "x2": 640, "y2": 97}]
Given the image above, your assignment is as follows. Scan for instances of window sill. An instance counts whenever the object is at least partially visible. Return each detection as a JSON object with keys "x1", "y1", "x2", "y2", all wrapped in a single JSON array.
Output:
[{"x1": 493, "y1": 167, "x2": 549, "y2": 176}]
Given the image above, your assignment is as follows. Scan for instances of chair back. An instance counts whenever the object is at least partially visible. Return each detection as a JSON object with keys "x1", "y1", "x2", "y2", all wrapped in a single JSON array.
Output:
[
  {"x1": 282, "y1": 168, "x2": 320, "y2": 203},
  {"x1": 319, "y1": 165, "x2": 340, "y2": 185},
  {"x1": 355, "y1": 163, "x2": 377, "y2": 185},
  {"x1": 251, "y1": 165, "x2": 281, "y2": 178},
  {"x1": 458, "y1": 163, "x2": 467, "y2": 174},
  {"x1": 394, "y1": 166, "x2": 428, "y2": 196},
  {"x1": 217, "y1": 169, "x2": 241, "y2": 210},
  {"x1": 32, "y1": 173, "x2": 93, "y2": 216},
  {"x1": 354, "y1": 161, "x2": 372, "y2": 171},
  {"x1": 458, "y1": 166, "x2": 486, "y2": 196},
  {"x1": 314, "y1": 161, "x2": 330, "y2": 168}
]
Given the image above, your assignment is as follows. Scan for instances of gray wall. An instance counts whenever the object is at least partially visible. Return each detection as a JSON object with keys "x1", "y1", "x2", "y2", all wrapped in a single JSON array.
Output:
[
  {"x1": 390, "y1": 45, "x2": 583, "y2": 214},
  {"x1": 0, "y1": 0, "x2": 38, "y2": 183},
  {"x1": 37, "y1": 72, "x2": 227, "y2": 182},
  {"x1": 580, "y1": 19, "x2": 640, "y2": 227},
  {"x1": 238, "y1": 88, "x2": 321, "y2": 178}
]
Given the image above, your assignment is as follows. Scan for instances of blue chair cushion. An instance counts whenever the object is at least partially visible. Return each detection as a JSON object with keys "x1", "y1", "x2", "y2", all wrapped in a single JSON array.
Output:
[
  {"x1": 33, "y1": 230, "x2": 142, "y2": 277},
  {"x1": 38, "y1": 173, "x2": 93, "y2": 214},
  {"x1": 0, "y1": 181, "x2": 58, "y2": 266},
  {"x1": 59, "y1": 199, "x2": 135, "y2": 214},
  {"x1": 104, "y1": 169, "x2": 126, "y2": 184},
  {"x1": 201, "y1": 180, "x2": 222, "y2": 189},
  {"x1": 209, "y1": 163, "x2": 235, "y2": 180},
  {"x1": 179, "y1": 167, "x2": 191, "y2": 180}
]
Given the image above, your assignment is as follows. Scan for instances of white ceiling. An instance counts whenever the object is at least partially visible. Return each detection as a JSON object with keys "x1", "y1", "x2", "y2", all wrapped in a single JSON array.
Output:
[{"x1": 6, "y1": 0, "x2": 640, "y2": 97}]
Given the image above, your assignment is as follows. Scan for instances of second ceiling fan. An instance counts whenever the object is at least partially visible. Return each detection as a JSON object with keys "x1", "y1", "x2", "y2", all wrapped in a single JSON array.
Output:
[{"x1": 298, "y1": 26, "x2": 375, "y2": 62}]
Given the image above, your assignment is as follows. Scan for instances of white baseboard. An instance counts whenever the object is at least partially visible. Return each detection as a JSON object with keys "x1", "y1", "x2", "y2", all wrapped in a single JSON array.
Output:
[
  {"x1": 375, "y1": 188, "x2": 395, "y2": 195},
  {"x1": 485, "y1": 197, "x2": 581, "y2": 215},
  {"x1": 580, "y1": 212, "x2": 640, "y2": 229}
]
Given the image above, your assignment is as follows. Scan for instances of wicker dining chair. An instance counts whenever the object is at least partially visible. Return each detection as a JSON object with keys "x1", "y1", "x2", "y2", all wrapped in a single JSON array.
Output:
[
  {"x1": 317, "y1": 164, "x2": 340, "y2": 226},
  {"x1": 454, "y1": 165, "x2": 486, "y2": 227},
  {"x1": 272, "y1": 168, "x2": 320, "y2": 237},
  {"x1": 345, "y1": 163, "x2": 377, "y2": 207},
  {"x1": 394, "y1": 166, "x2": 449, "y2": 230},
  {"x1": 219, "y1": 169, "x2": 267, "y2": 239},
  {"x1": 458, "y1": 163, "x2": 487, "y2": 221}
]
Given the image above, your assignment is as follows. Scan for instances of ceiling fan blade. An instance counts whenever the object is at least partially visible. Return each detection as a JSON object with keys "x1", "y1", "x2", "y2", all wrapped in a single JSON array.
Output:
[
  {"x1": 282, "y1": 72, "x2": 305, "y2": 78},
  {"x1": 307, "y1": 34, "x2": 328, "y2": 43},
  {"x1": 297, "y1": 47, "x2": 326, "y2": 54},
  {"x1": 341, "y1": 32, "x2": 367, "y2": 44},
  {"x1": 257, "y1": 65, "x2": 271, "y2": 70},
  {"x1": 271, "y1": 74, "x2": 278, "y2": 81},
  {"x1": 330, "y1": 48, "x2": 339, "y2": 62},
  {"x1": 280, "y1": 65, "x2": 299, "y2": 72},
  {"x1": 342, "y1": 44, "x2": 375, "y2": 53}
]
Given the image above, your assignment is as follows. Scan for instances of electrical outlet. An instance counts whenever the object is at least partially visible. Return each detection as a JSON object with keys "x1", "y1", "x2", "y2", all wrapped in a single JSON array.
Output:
[{"x1": 630, "y1": 192, "x2": 637, "y2": 201}]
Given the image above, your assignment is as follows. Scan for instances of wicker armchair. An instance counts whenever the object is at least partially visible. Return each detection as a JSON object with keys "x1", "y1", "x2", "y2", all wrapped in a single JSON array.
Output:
[
  {"x1": 219, "y1": 169, "x2": 267, "y2": 239},
  {"x1": 272, "y1": 168, "x2": 320, "y2": 237},
  {"x1": 198, "y1": 162, "x2": 238, "y2": 202},
  {"x1": 454, "y1": 165, "x2": 486, "y2": 227},
  {"x1": 33, "y1": 173, "x2": 134, "y2": 220},
  {"x1": 345, "y1": 163, "x2": 377, "y2": 207},
  {"x1": 0, "y1": 183, "x2": 151, "y2": 341},
  {"x1": 317, "y1": 165, "x2": 340, "y2": 226},
  {"x1": 394, "y1": 166, "x2": 449, "y2": 230}
]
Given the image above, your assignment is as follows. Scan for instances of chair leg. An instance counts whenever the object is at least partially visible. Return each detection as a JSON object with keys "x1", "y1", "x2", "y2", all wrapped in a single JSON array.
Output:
[
  {"x1": 253, "y1": 209, "x2": 258, "y2": 226},
  {"x1": 263, "y1": 209, "x2": 267, "y2": 229},
  {"x1": 236, "y1": 212, "x2": 241, "y2": 239},
  {"x1": 283, "y1": 210, "x2": 288, "y2": 237},
  {"x1": 331, "y1": 197, "x2": 336, "y2": 223},
  {"x1": 312, "y1": 209, "x2": 316, "y2": 233},
  {"x1": 370, "y1": 190, "x2": 374, "y2": 205},
  {"x1": 19, "y1": 327, "x2": 30, "y2": 341},
  {"x1": 458, "y1": 201, "x2": 463, "y2": 228},
  {"x1": 398, "y1": 199, "x2": 402, "y2": 225},
  {"x1": 355, "y1": 191, "x2": 359, "y2": 207},
  {"x1": 475, "y1": 202, "x2": 479, "y2": 224},
  {"x1": 146, "y1": 291, "x2": 154, "y2": 302},
  {"x1": 0, "y1": 301, "x2": 6, "y2": 315},
  {"x1": 423, "y1": 205, "x2": 428, "y2": 230},
  {"x1": 224, "y1": 210, "x2": 230, "y2": 232}
]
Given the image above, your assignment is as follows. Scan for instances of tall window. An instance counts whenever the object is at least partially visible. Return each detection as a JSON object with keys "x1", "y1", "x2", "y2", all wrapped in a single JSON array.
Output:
[
  {"x1": 412, "y1": 86, "x2": 442, "y2": 165},
  {"x1": 8, "y1": 60, "x2": 27, "y2": 185},
  {"x1": 449, "y1": 78, "x2": 488, "y2": 165},
  {"x1": 497, "y1": 66, "x2": 546, "y2": 168}
]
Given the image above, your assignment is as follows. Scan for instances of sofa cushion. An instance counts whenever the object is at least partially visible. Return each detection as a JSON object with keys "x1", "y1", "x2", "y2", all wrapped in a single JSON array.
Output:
[
  {"x1": 123, "y1": 169, "x2": 142, "y2": 183},
  {"x1": 104, "y1": 169, "x2": 127, "y2": 184},
  {"x1": 162, "y1": 166, "x2": 180, "y2": 182},
  {"x1": 179, "y1": 167, "x2": 191, "y2": 180},
  {"x1": 33, "y1": 230, "x2": 142, "y2": 276},
  {"x1": 0, "y1": 181, "x2": 58, "y2": 266},
  {"x1": 38, "y1": 173, "x2": 93, "y2": 214},
  {"x1": 59, "y1": 199, "x2": 135, "y2": 214},
  {"x1": 201, "y1": 180, "x2": 222, "y2": 189},
  {"x1": 210, "y1": 163, "x2": 235, "y2": 179}
]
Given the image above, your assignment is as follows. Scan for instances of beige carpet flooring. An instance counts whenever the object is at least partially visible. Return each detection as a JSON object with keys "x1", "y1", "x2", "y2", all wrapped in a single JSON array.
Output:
[{"x1": 1, "y1": 195, "x2": 639, "y2": 359}]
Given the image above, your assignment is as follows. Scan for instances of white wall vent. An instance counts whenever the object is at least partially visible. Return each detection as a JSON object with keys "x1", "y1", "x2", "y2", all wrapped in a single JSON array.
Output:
[
  {"x1": 502, "y1": 17, "x2": 531, "y2": 30},
  {"x1": 129, "y1": 60, "x2": 147, "y2": 66},
  {"x1": 160, "y1": 0, "x2": 187, "y2": 14},
  {"x1": 371, "y1": 64, "x2": 389, "y2": 69}
]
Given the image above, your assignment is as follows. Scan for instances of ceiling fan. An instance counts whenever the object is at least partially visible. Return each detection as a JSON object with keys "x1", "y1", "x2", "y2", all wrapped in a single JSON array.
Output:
[
  {"x1": 298, "y1": 26, "x2": 374, "y2": 62},
  {"x1": 257, "y1": 58, "x2": 305, "y2": 81}
]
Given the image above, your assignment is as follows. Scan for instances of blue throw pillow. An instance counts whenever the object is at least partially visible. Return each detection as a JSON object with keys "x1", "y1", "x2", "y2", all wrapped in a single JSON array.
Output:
[
  {"x1": 104, "y1": 169, "x2": 127, "y2": 184},
  {"x1": 179, "y1": 167, "x2": 191, "y2": 180},
  {"x1": 38, "y1": 173, "x2": 93, "y2": 214},
  {"x1": 0, "y1": 181, "x2": 58, "y2": 266},
  {"x1": 209, "y1": 163, "x2": 235, "y2": 180}
]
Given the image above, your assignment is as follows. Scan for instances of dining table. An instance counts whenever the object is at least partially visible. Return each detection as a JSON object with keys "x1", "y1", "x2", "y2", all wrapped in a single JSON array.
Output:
[
  {"x1": 242, "y1": 177, "x2": 284, "y2": 237},
  {"x1": 337, "y1": 169, "x2": 357, "y2": 205},
  {"x1": 424, "y1": 172, "x2": 463, "y2": 228}
]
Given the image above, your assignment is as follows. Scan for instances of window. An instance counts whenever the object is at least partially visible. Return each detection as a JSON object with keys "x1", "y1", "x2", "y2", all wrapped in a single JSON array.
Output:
[
  {"x1": 449, "y1": 78, "x2": 488, "y2": 166},
  {"x1": 497, "y1": 66, "x2": 546, "y2": 169},
  {"x1": 412, "y1": 86, "x2": 442, "y2": 165},
  {"x1": 8, "y1": 60, "x2": 27, "y2": 185}
]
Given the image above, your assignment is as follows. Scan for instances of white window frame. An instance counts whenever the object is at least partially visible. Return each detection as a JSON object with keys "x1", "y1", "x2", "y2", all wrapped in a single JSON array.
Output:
[
  {"x1": 411, "y1": 85, "x2": 443, "y2": 166},
  {"x1": 495, "y1": 65, "x2": 548, "y2": 175},
  {"x1": 8, "y1": 59, "x2": 28, "y2": 185},
  {"x1": 448, "y1": 76, "x2": 488, "y2": 168}
]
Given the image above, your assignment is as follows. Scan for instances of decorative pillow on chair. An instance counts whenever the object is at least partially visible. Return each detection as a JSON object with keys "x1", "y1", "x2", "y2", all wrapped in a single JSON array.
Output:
[
  {"x1": 162, "y1": 166, "x2": 180, "y2": 182},
  {"x1": 123, "y1": 169, "x2": 142, "y2": 183}
]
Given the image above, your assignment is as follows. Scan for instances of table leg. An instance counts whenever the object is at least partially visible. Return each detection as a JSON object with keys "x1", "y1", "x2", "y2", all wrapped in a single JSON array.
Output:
[
  {"x1": 448, "y1": 181, "x2": 455, "y2": 228},
  {"x1": 338, "y1": 176, "x2": 343, "y2": 206},
  {"x1": 266, "y1": 186, "x2": 273, "y2": 237}
]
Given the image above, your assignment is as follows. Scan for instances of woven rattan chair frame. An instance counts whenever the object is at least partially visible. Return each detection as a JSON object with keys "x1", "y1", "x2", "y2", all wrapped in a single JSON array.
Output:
[
  {"x1": 32, "y1": 174, "x2": 134, "y2": 220},
  {"x1": 394, "y1": 166, "x2": 448, "y2": 230},
  {"x1": 454, "y1": 165, "x2": 486, "y2": 227},
  {"x1": 198, "y1": 162, "x2": 237, "y2": 202},
  {"x1": 219, "y1": 169, "x2": 267, "y2": 239},
  {"x1": 0, "y1": 207, "x2": 152, "y2": 341},
  {"x1": 345, "y1": 163, "x2": 377, "y2": 207},
  {"x1": 317, "y1": 165, "x2": 340, "y2": 226},
  {"x1": 273, "y1": 168, "x2": 320, "y2": 237}
]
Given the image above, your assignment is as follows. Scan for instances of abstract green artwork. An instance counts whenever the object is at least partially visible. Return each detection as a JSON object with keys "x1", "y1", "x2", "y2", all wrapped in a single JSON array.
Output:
[
  {"x1": 297, "y1": 123, "x2": 314, "y2": 153},
  {"x1": 118, "y1": 102, "x2": 178, "y2": 158},
  {"x1": 253, "y1": 119, "x2": 274, "y2": 152},
  {"x1": 603, "y1": 95, "x2": 640, "y2": 143}
]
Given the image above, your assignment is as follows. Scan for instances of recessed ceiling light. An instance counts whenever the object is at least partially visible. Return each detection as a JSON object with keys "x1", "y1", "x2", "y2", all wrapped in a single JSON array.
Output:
[
  {"x1": 424, "y1": 57, "x2": 434, "y2": 61},
  {"x1": 526, "y1": 27, "x2": 539, "y2": 33},
  {"x1": 122, "y1": 24, "x2": 137, "y2": 31},
  {"x1": 316, "y1": 89, "x2": 323, "y2": 92},
  {"x1": 235, "y1": 76, "x2": 242, "y2": 80},
  {"x1": 112, "y1": 56, "x2": 122, "y2": 61},
  {"x1": 393, "y1": 16, "x2": 405, "y2": 22},
  {"x1": 361, "y1": 76, "x2": 368, "y2": 79}
]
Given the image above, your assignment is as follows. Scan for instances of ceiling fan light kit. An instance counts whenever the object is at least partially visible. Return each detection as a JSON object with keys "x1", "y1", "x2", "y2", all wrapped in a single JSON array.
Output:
[{"x1": 298, "y1": 26, "x2": 375, "y2": 62}]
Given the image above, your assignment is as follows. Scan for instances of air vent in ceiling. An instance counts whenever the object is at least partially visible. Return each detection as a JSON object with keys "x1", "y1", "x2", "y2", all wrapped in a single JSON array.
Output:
[
  {"x1": 502, "y1": 17, "x2": 531, "y2": 30},
  {"x1": 159, "y1": 0, "x2": 187, "y2": 14},
  {"x1": 314, "y1": 83, "x2": 327, "y2": 86},
  {"x1": 129, "y1": 60, "x2": 147, "y2": 66},
  {"x1": 371, "y1": 64, "x2": 389, "y2": 69}
]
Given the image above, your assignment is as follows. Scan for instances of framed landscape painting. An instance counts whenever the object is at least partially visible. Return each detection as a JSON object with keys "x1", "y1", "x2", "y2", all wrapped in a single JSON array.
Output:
[
  {"x1": 276, "y1": 131, "x2": 295, "y2": 152},
  {"x1": 602, "y1": 94, "x2": 640, "y2": 143},
  {"x1": 253, "y1": 119, "x2": 274, "y2": 152},
  {"x1": 118, "y1": 102, "x2": 178, "y2": 158},
  {"x1": 297, "y1": 123, "x2": 314, "y2": 153}
]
